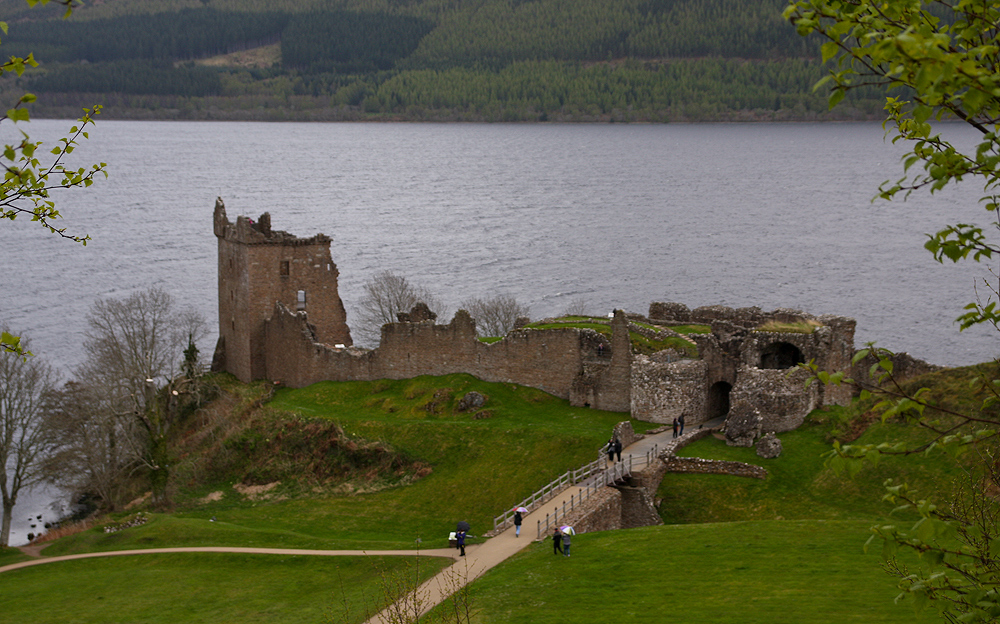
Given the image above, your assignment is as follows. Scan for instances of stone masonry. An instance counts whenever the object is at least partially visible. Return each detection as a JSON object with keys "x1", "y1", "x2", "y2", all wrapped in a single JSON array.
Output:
[
  {"x1": 213, "y1": 203, "x2": 935, "y2": 427},
  {"x1": 214, "y1": 198, "x2": 351, "y2": 382}
]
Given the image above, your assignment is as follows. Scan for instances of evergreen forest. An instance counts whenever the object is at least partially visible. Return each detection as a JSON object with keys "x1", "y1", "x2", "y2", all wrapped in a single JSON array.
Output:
[{"x1": 0, "y1": 0, "x2": 893, "y2": 121}]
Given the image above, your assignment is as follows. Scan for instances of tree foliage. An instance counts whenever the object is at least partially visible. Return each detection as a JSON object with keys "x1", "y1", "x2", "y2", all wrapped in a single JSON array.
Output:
[
  {"x1": 69, "y1": 287, "x2": 207, "y2": 508},
  {"x1": 355, "y1": 270, "x2": 445, "y2": 346},
  {"x1": 460, "y1": 294, "x2": 529, "y2": 338},
  {"x1": 785, "y1": 0, "x2": 1000, "y2": 619},
  {"x1": 1, "y1": 0, "x2": 106, "y2": 357},
  {"x1": 1, "y1": 0, "x2": 885, "y2": 121}
]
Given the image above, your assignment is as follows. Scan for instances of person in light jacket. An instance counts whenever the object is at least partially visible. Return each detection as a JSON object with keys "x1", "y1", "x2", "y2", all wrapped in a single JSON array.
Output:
[{"x1": 562, "y1": 530, "x2": 572, "y2": 557}]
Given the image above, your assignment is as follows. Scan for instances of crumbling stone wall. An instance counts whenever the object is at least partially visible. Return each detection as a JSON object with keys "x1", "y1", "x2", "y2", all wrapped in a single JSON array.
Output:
[
  {"x1": 660, "y1": 456, "x2": 768, "y2": 479},
  {"x1": 612, "y1": 421, "x2": 642, "y2": 448},
  {"x1": 631, "y1": 357, "x2": 707, "y2": 424},
  {"x1": 729, "y1": 366, "x2": 819, "y2": 433},
  {"x1": 648, "y1": 302, "x2": 692, "y2": 324},
  {"x1": 214, "y1": 199, "x2": 351, "y2": 383},
  {"x1": 541, "y1": 487, "x2": 622, "y2": 537},
  {"x1": 265, "y1": 305, "x2": 596, "y2": 399}
]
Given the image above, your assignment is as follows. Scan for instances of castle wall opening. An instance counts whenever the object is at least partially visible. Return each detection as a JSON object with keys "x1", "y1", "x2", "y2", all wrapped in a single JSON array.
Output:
[
  {"x1": 759, "y1": 342, "x2": 804, "y2": 370},
  {"x1": 707, "y1": 381, "x2": 732, "y2": 419}
]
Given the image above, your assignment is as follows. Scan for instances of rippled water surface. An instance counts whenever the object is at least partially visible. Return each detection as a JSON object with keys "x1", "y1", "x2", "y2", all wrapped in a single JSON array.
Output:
[{"x1": 2, "y1": 119, "x2": 998, "y2": 544}]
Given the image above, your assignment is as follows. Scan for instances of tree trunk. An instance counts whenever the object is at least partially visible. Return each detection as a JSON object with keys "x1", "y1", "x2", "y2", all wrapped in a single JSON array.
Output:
[
  {"x1": 148, "y1": 433, "x2": 170, "y2": 509},
  {"x1": 1, "y1": 498, "x2": 14, "y2": 548}
]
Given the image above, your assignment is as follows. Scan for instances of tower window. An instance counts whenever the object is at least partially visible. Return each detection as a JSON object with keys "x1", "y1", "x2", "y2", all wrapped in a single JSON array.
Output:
[{"x1": 280, "y1": 260, "x2": 290, "y2": 276}]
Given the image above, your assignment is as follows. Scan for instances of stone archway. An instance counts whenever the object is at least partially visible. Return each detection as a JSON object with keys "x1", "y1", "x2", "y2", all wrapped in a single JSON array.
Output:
[
  {"x1": 707, "y1": 381, "x2": 732, "y2": 420},
  {"x1": 759, "y1": 342, "x2": 804, "y2": 370}
]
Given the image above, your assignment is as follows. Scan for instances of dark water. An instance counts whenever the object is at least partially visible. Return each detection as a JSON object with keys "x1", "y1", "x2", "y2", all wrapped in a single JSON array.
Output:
[{"x1": 1, "y1": 120, "x2": 997, "y2": 544}]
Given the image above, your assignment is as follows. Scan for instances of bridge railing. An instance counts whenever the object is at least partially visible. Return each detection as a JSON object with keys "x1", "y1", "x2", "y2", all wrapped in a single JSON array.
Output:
[{"x1": 491, "y1": 443, "x2": 659, "y2": 536}]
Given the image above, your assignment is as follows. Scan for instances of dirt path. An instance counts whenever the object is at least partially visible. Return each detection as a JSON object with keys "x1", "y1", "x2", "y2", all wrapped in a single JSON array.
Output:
[{"x1": 0, "y1": 546, "x2": 459, "y2": 575}]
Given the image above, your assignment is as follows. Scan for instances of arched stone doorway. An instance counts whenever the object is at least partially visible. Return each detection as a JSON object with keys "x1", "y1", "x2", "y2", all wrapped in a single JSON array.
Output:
[
  {"x1": 707, "y1": 381, "x2": 732, "y2": 420},
  {"x1": 759, "y1": 342, "x2": 804, "y2": 370}
]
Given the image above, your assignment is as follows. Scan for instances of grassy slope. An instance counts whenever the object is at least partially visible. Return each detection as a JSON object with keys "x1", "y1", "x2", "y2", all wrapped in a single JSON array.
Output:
[
  {"x1": 658, "y1": 409, "x2": 969, "y2": 524},
  {"x1": 46, "y1": 374, "x2": 644, "y2": 554}
]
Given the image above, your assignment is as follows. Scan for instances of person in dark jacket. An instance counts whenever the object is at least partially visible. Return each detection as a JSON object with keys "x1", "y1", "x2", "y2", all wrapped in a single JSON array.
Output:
[
  {"x1": 672, "y1": 417, "x2": 678, "y2": 439},
  {"x1": 679, "y1": 414, "x2": 686, "y2": 436},
  {"x1": 552, "y1": 526, "x2": 563, "y2": 555},
  {"x1": 457, "y1": 530, "x2": 466, "y2": 556},
  {"x1": 614, "y1": 437, "x2": 622, "y2": 462},
  {"x1": 514, "y1": 510, "x2": 522, "y2": 537}
]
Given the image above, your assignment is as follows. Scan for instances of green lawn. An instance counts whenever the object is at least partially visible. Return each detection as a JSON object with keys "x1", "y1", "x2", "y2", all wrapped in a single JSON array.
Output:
[
  {"x1": 462, "y1": 521, "x2": 937, "y2": 623},
  {"x1": 0, "y1": 552, "x2": 450, "y2": 624},
  {"x1": 0, "y1": 547, "x2": 28, "y2": 567}
]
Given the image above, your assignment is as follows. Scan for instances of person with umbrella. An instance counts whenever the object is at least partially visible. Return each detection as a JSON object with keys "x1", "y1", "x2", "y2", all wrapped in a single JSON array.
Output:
[
  {"x1": 561, "y1": 525, "x2": 574, "y2": 557},
  {"x1": 514, "y1": 507, "x2": 527, "y2": 538}
]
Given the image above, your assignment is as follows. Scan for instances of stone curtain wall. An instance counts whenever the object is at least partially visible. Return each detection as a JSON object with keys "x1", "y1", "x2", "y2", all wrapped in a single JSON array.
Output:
[
  {"x1": 553, "y1": 487, "x2": 623, "y2": 536},
  {"x1": 264, "y1": 304, "x2": 610, "y2": 404},
  {"x1": 851, "y1": 349, "x2": 943, "y2": 389}
]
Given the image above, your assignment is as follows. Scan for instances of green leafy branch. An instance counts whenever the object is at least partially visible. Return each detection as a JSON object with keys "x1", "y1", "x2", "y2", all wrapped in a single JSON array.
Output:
[
  {"x1": 869, "y1": 470, "x2": 1000, "y2": 623},
  {"x1": 783, "y1": 0, "x2": 1000, "y2": 199},
  {"x1": 805, "y1": 346, "x2": 1000, "y2": 470},
  {"x1": 1, "y1": 0, "x2": 105, "y2": 358}
]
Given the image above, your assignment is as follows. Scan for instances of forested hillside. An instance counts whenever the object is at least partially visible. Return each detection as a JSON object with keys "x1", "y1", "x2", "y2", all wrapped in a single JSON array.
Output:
[{"x1": 0, "y1": 0, "x2": 889, "y2": 121}]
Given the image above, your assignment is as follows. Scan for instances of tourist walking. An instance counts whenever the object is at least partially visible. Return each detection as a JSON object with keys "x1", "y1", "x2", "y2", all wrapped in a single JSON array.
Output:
[
  {"x1": 614, "y1": 437, "x2": 622, "y2": 462},
  {"x1": 672, "y1": 417, "x2": 678, "y2": 439},
  {"x1": 552, "y1": 527, "x2": 563, "y2": 555},
  {"x1": 514, "y1": 511, "x2": 522, "y2": 538},
  {"x1": 679, "y1": 415, "x2": 686, "y2": 436},
  {"x1": 562, "y1": 529, "x2": 572, "y2": 557},
  {"x1": 457, "y1": 530, "x2": 466, "y2": 556},
  {"x1": 605, "y1": 436, "x2": 616, "y2": 466}
]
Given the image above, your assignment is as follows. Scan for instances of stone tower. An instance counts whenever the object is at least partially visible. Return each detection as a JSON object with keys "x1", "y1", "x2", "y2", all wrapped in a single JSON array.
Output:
[{"x1": 213, "y1": 198, "x2": 352, "y2": 382}]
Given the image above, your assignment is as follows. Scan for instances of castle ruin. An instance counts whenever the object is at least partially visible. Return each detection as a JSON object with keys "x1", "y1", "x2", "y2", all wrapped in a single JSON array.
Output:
[{"x1": 213, "y1": 201, "x2": 930, "y2": 438}]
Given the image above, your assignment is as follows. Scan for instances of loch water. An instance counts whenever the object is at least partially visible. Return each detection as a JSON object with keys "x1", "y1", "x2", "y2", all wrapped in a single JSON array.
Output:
[{"x1": 1, "y1": 119, "x2": 997, "y2": 545}]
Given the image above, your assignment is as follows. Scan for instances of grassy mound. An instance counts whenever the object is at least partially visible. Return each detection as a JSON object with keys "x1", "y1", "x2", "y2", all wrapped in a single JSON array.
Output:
[
  {"x1": 524, "y1": 316, "x2": 698, "y2": 357},
  {"x1": 658, "y1": 409, "x2": 971, "y2": 525},
  {"x1": 45, "y1": 373, "x2": 644, "y2": 554}
]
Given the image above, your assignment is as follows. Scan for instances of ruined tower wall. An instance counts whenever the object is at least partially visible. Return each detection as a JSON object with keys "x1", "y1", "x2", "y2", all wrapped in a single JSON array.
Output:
[
  {"x1": 214, "y1": 199, "x2": 352, "y2": 383},
  {"x1": 592, "y1": 311, "x2": 632, "y2": 412},
  {"x1": 265, "y1": 303, "x2": 375, "y2": 387}
]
